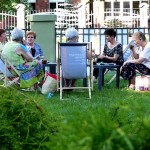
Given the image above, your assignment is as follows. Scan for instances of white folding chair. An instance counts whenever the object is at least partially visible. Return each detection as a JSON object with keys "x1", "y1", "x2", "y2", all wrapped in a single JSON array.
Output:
[{"x1": 57, "y1": 42, "x2": 93, "y2": 100}]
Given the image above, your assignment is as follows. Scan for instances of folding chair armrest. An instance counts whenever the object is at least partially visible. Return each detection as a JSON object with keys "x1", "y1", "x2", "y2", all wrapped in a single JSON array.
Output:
[{"x1": 6, "y1": 59, "x2": 21, "y2": 76}]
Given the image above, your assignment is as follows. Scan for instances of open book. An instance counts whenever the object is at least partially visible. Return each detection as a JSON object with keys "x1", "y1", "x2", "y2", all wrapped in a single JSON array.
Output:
[{"x1": 33, "y1": 54, "x2": 40, "y2": 60}]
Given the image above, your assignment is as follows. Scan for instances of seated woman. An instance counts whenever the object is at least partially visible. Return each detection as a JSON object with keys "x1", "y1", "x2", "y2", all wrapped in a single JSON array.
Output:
[
  {"x1": 64, "y1": 27, "x2": 79, "y2": 87},
  {"x1": 93, "y1": 28, "x2": 124, "y2": 81},
  {"x1": 0, "y1": 29, "x2": 7, "y2": 53},
  {"x1": 26, "y1": 31, "x2": 44, "y2": 60},
  {"x1": 64, "y1": 27, "x2": 94, "y2": 87},
  {"x1": 121, "y1": 31, "x2": 150, "y2": 90},
  {"x1": 2, "y1": 28, "x2": 44, "y2": 89}
]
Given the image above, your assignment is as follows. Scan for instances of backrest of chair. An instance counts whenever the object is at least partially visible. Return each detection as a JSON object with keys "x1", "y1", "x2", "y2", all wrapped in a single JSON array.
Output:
[
  {"x1": 0, "y1": 58, "x2": 14, "y2": 77},
  {"x1": 60, "y1": 43, "x2": 88, "y2": 79},
  {"x1": 123, "y1": 40, "x2": 135, "y2": 61}
]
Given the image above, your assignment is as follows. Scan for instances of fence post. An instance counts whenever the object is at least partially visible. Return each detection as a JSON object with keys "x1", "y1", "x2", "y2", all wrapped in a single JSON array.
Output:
[
  {"x1": 139, "y1": 3, "x2": 149, "y2": 27},
  {"x1": 78, "y1": 3, "x2": 86, "y2": 28},
  {"x1": 16, "y1": 4, "x2": 25, "y2": 29},
  {"x1": 28, "y1": 14, "x2": 57, "y2": 62}
]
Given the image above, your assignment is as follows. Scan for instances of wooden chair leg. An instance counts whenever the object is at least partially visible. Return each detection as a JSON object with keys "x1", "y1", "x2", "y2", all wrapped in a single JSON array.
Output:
[{"x1": 60, "y1": 70, "x2": 63, "y2": 100}]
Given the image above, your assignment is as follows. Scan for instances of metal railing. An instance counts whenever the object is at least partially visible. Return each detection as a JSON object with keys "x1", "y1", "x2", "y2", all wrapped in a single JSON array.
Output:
[
  {"x1": 0, "y1": 7, "x2": 144, "y2": 29},
  {"x1": 55, "y1": 28, "x2": 150, "y2": 54},
  {"x1": 3, "y1": 27, "x2": 150, "y2": 60}
]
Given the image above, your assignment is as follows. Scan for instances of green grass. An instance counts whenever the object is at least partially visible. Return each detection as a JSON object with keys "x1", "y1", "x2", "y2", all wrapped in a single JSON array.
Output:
[{"x1": 1, "y1": 74, "x2": 150, "y2": 150}]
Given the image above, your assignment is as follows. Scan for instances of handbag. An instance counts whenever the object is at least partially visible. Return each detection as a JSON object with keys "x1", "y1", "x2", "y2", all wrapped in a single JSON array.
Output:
[
  {"x1": 42, "y1": 72, "x2": 59, "y2": 94},
  {"x1": 135, "y1": 76, "x2": 150, "y2": 91}
]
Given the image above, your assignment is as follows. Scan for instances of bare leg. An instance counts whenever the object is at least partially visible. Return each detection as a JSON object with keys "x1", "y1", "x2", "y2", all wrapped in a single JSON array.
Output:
[
  {"x1": 128, "y1": 76, "x2": 135, "y2": 89},
  {"x1": 64, "y1": 79, "x2": 70, "y2": 87},
  {"x1": 71, "y1": 79, "x2": 76, "y2": 87}
]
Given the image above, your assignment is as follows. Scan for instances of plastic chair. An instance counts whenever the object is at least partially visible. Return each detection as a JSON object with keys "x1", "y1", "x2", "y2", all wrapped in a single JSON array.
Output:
[{"x1": 57, "y1": 42, "x2": 93, "y2": 100}]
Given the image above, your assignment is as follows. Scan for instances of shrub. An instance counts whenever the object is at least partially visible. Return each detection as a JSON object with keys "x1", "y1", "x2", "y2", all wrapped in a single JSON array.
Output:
[{"x1": 0, "y1": 87, "x2": 57, "y2": 150}]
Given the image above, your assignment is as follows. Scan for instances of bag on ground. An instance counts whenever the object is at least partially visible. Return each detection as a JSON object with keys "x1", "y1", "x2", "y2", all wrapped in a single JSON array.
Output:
[
  {"x1": 135, "y1": 75, "x2": 150, "y2": 91},
  {"x1": 42, "y1": 72, "x2": 59, "y2": 94}
]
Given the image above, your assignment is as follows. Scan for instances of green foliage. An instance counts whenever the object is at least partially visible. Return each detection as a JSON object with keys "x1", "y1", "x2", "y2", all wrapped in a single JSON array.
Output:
[
  {"x1": 1, "y1": 76, "x2": 150, "y2": 149},
  {"x1": 0, "y1": 0, "x2": 20, "y2": 11},
  {"x1": 0, "y1": 0, "x2": 31, "y2": 12},
  {"x1": 0, "y1": 87, "x2": 58, "y2": 150},
  {"x1": 48, "y1": 97, "x2": 150, "y2": 150},
  {"x1": 41, "y1": 77, "x2": 150, "y2": 150}
]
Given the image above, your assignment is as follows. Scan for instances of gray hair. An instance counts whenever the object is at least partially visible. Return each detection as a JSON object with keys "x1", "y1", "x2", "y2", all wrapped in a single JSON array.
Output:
[
  {"x1": 133, "y1": 31, "x2": 146, "y2": 41},
  {"x1": 65, "y1": 27, "x2": 79, "y2": 40},
  {"x1": 11, "y1": 28, "x2": 24, "y2": 41}
]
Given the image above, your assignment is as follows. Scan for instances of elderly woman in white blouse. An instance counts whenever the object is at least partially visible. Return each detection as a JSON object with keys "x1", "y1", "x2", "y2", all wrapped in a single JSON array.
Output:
[{"x1": 121, "y1": 31, "x2": 150, "y2": 89}]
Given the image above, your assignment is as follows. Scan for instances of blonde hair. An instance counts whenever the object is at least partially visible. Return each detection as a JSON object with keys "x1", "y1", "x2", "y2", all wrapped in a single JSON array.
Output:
[{"x1": 27, "y1": 31, "x2": 36, "y2": 39}]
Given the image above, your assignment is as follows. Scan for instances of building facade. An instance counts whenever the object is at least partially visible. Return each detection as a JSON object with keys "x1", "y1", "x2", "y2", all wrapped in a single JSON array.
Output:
[{"x1": 27, "y1": 0, "x2": 149, "y2": 27}]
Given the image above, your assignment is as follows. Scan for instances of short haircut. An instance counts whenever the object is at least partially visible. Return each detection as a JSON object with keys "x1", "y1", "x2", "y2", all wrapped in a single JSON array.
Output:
[
  {"x1": 0, "y1": 29, "x2": 6, "y2": 36},
  {"x1": 104, "y1": 28, "x2": 116, "y2": 37},
  {"x1": 11, "y1": 28, "x2": 24, "y2": 41},
  {"x1": 133, "y1": 31, "x2": 146, "y2": 41},
  {"x1": 27, "y1": 31, "x2": 36, "y2": 39},
  {"x1": 65, "y1": 27, "x2": 79, "y2": 40}
]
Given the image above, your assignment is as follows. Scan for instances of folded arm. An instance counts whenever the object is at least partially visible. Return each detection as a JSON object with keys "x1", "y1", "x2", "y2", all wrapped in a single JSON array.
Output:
[{"x1": 16, "y1": 46, "x2": 33, "y2": 62}]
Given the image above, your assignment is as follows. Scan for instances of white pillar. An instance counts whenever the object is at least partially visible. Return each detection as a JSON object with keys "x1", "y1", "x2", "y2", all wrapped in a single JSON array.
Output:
[
  {"x1": 78, "y1": 3, "x2": 86, "y2": 28},
  {"x1": 93, "y1": 1, "x2": 104, "y2": 27},
  {"x1": 139, "y1": 3, "x2": 149, "y2": 27},
  {"x1": 16, "y1": 4, "x2": 25, "y2": 29}
]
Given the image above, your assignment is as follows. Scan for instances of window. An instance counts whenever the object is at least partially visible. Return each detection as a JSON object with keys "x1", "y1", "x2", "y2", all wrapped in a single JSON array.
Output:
[
  {"x1": 133, "y1": 1, "x2": 139, "y2": 12},
  {"x1": 123, "y1": 2, "x2": 130, "y2": 16},
  {"x1": 114, "y1": 2, "x2": 120, "y2": 16},
  {"x1": 58, "y1": 2, "x2": 64, "y2": 9},
  {"x1": 50, "y1": 3, "x2": 56, "y2": 9},
  {"x1": 105, "y1": 2, "x2": 111, "y2": 11},
  {"x1": 114, "y1": 2, "x2": 120, "y2": 9},
  {"x1": 123, "y1": 2, "x2": 130, "y2": 8}
]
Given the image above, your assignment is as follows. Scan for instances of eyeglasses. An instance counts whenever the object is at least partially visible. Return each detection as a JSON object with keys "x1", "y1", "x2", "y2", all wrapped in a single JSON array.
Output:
[{"x1": 27, "y1": 37, "x2": 34, "y2": 38}]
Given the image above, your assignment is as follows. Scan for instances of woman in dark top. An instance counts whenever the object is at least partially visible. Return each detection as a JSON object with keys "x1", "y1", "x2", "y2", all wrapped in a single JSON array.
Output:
[{"x1": 93, "y1": 28, "x2": 124, "y2": 80}]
